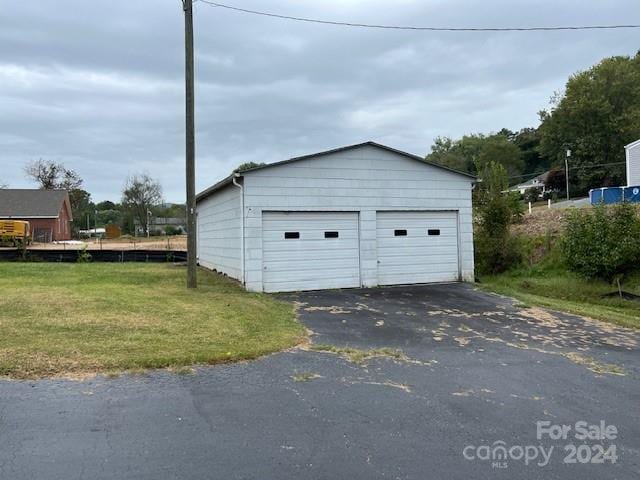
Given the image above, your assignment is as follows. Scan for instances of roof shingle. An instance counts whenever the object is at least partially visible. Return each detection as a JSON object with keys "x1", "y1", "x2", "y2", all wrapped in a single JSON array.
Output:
[{"x1": 0, "y1": 189, "x2": 70, "y2": 218}]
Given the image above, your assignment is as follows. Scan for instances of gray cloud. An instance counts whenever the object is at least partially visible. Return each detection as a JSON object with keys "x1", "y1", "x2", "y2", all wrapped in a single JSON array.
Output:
[{"x1": 0, "y1": 0, "x2": 638, "y2": 201}]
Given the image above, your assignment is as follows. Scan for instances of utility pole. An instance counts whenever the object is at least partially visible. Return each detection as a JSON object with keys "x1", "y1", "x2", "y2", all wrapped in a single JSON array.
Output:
[
  {"x1": 565, "y1": 149, "x2": 571, "y2": 201},
  {"x1": 183, "y1": 0, "x2": 197, "y2": 288}
]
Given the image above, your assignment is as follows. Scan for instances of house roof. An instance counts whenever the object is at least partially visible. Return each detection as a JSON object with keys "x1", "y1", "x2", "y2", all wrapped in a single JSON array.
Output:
[
  {"x1": 0, "y1": 189, "x2": 72, "y2": 219},
  {"x1": 196, "y1": 141, "x2": 476, "y2": 202},
  {"x1": 511, "y1": 171, "x2": 551, "y2": 190}
]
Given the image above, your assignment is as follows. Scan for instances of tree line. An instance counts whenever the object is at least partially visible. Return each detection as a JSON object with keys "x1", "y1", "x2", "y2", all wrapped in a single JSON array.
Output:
[
  {"x1": 426, "y1": 51, "x2": 640, "y2": 196},
  {"x1": 21, "y1": 159, "x2": 180, "y2": 236}
]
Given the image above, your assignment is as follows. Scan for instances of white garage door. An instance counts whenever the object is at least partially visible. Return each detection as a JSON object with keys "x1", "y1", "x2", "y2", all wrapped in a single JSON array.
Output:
[
  {"x1": 262, "y1": 211, "x2": 360, "y2": 292},
  {"x1": 376, "y1": 211, "x2": 459, "y2": 285}
]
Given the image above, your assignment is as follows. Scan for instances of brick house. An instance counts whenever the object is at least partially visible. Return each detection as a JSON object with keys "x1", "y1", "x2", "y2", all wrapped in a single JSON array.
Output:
[{"x1": 0, "y1": 189, "x2": 73, "y2": 242}]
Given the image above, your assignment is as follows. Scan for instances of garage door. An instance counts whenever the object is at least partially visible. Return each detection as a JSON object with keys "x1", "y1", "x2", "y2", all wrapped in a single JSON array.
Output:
[
  {"x1": 376, "y1": 211, "x2": 459, "y2": 285},
  {"x1": 262, "y1": 211, "x2": 360, "y2": 292}
]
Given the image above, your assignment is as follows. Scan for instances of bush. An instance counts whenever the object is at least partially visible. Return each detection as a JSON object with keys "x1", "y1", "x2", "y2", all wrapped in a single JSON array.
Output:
[
  {"x1": 77, "y1": 246, "x2": 93, "y2": 263},
  {"x1": 560, "y1": 203, "x2": 640, "y2": 280},
  {"x1": 475, "y1": 231, "x2": 525, "y2": 275},
  {"x1": 164, "y1": 225, "x2": 181, "y2": 236},
  {"x1": 523, "y1": 187, "x2": 542, "y2": 203},
  {"x1": 474, "y1": 161, "x2": 525, "y2": 275}
]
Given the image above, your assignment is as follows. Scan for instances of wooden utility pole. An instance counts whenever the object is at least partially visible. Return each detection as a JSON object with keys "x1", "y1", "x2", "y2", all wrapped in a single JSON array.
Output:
[{"x1": 183, "y1": 0, "x2": 197, "y2": 288}]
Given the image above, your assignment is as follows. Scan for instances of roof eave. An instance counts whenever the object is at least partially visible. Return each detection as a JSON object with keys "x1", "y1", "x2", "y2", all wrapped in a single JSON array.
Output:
[{"x1": 625, "y1": 138, "x2": 640, "y2": 149}]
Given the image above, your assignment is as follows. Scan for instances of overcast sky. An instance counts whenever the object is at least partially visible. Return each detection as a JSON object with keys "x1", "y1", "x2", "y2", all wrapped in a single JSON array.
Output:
[{"x1": 0, "y1": 1, "x2": 638, "y2": 202}]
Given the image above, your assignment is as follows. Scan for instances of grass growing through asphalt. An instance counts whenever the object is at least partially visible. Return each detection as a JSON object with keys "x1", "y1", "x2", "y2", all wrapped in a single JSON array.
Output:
[
  {"x1": 0, "y1": 263, "x2": 305, "y2": 379},
  {"x1": 479, "y1": 254, "x2": 640, "y2": 329},
  {"x1": 310, "y1": 345, "x2": 406, "y2": 365}
]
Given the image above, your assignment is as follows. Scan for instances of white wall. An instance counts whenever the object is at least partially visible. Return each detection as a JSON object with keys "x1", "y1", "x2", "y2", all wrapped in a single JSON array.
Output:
[
  {"x1": 196, "y1": 183, "x2": 242, "y2": 281},
  {"x1": 241, "y1": 144, "x2": 475, "y2": 292},
  {"x1": 627, "y1": 142, "x2": 640, "y2": 186}
]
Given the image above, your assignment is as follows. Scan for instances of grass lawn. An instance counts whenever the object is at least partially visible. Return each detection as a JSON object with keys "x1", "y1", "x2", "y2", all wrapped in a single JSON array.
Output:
[
  {"x1": 0, "y1": 263, "x2": 305, "y2": 379},
  {"x1": 480, "y1": 266, "x2": 640, "y2": 329}
]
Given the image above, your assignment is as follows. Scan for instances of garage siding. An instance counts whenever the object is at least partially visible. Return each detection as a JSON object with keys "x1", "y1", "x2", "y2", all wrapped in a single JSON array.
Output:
[
  {"x1": 196, "y1": 183, "x2": 242, "y2": 281},
  {"x1": 627, "y1": 142, "x2": 640, "y2": 186},
  {"x1": 241, "y1": 144, "x2": 474, "y2": 292}
]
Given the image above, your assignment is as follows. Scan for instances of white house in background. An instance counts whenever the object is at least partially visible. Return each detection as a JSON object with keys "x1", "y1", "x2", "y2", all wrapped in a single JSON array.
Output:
[
  {"x1": 509, "y1": 171, "x2": 551, "y2": 196},
  {"x1": 625, "y1": 139, "x2": 640, "y2": 185},
  {"x1": 195, "y1": 141, "x2": 476, "y2": 293}
]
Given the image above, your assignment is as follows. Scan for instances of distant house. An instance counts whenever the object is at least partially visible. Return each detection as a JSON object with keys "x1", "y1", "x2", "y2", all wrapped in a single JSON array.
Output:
[
  {"x1": 509, "y1": 171, "x2": 551, "y2": 196},
  {"x1": 0, "y1": 189, "x2": 73, "y2": 242},
  {"x1": 625, "y1": 139, "x2": 640, "y2": 186}
]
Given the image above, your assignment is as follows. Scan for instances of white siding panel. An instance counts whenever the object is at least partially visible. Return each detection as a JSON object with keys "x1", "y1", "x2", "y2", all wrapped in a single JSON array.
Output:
[
  {"x1": 262, "y1": 211, "x2": 360, "y2": 292},
  {"x1": 627, "y1": 143, "x2": 640, "y2": 186},
  {"x1": 376, "y1": 211, "x2": 460, "y2": 285},
  {"x1": 196, "y1": 184, "x2": 242, "y2": 281}
]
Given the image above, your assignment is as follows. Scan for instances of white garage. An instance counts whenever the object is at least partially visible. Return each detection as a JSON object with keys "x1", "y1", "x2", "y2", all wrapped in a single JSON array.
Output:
[{"x1": 196, "y1": 142, "x2": 476, "y2": 293}]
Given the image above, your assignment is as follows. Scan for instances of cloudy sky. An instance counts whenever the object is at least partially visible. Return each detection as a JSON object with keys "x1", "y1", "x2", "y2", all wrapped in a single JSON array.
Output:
[{"x1": 1, "y1": 1, "x2": 638, "y2": 202}]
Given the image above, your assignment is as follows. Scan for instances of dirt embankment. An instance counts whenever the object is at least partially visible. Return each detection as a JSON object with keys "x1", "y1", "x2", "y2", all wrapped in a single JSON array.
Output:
[{"x1": 511, "y1": 208, "x2": 569, "y2": 237}]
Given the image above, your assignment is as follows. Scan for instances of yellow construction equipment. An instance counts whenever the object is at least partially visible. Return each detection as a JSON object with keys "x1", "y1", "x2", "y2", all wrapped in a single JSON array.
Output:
[{"x1": 0, "y1": 220, "x2": 31, "y2": 246}]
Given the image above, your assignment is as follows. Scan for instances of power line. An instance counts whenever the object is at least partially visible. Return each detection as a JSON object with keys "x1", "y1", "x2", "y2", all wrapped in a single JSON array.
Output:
[
  {"x1": 508, "y1": 161, "x2": 626, "y2": 181},
  {"x1": 197, "y1": 1, "x2": 640, "y2": 32}
]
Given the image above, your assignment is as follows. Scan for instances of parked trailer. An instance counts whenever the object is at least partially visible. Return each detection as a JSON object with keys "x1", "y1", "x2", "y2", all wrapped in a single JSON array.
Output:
[{"x1": 0, "y1": 220, "x2": 30, "y2": 246}]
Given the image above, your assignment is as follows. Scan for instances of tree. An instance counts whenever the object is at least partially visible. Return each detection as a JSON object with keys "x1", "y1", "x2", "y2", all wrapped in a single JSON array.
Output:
[
  {"x1": 539, "y1": 52, "x2": 640, "y2": 193},
  {"x1": 24, "y1": 159, "x2": 83, "y2": 191},
  {"x1": 95, "y1": 200, "x2": 117, "y2": 211},
  {"x1": 512, "y1": 128, "x2": 551, "y2": 176},
  {"x1": 234, "y1": 162, "x2": 266, "y2": 173},
  {"x1": 122, "y1": 174, "x2": 163, "y2": 236},
  {"x1": 69, "y1": 189, "x2": 95, "y2": 233},
  {"x1": 426, "y1": 132, "x2": 524, "y2": 178},
  {"x1": 474, "y1": 161, "x2": 524, "y2": 275},
  {"x1": 24, "y1": 159, "x2": 89, "y2": 234},
  {"x1": 545, "y1": 167, "x2": 566, "y2": 193}
]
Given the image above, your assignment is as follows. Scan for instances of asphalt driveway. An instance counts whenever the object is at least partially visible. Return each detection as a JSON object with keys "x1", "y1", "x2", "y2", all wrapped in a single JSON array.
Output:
[{"x1": 1, "y1": 284, "x2": 639, "y2": 479}]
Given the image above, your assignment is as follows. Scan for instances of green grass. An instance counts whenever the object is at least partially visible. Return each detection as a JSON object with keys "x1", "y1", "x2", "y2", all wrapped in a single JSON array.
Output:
[
  {"x1": 480, "y1": 259, "x2": 640, "y2": 329},
  {"x1": 0, "y1": 263, "x2": 305, "y2": 379},
  {"x1": 310, "y1": 345, "x2": 406, "y2": 365}
]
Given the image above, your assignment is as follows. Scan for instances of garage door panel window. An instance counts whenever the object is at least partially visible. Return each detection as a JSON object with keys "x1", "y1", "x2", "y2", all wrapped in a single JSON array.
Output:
[
  {"x1": 324, "y1": 231, "x2": 339, "y2": 238},
  {"x1": 284, "y1": 232, "x2": 300, "y2": 239},
  {"x1": 394, "y1": 229, "x2": 407, "y2": 236},
  {"x1": 428, "y1": 229, "x2": 441, "y2": 236}
]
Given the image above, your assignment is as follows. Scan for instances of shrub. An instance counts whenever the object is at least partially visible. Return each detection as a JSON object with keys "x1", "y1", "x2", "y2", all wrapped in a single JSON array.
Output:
[
  {"x1": 475, "y1": 231, "x2": 525, "y2": 275},
  {"x1": 523, "y1": 187, "x2": 542, "y2": 203},
  {"x1": 164, "y1": 225, "x2": 181, "y2": 236},
  {"x1": 77, "y1": 246, "x2": 93, "y2": 263},
  {"x1": 560, "y1": 203, "x2": 640, "y2": 280},
  {"x1": 474, "y1": 161, "x2": 524, "y2": 275}
]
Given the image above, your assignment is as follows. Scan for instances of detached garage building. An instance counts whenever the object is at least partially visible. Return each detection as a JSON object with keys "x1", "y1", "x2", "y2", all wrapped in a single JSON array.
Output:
[{"x1": 196, "y1": 142, "x2": 475, "y2": 292}]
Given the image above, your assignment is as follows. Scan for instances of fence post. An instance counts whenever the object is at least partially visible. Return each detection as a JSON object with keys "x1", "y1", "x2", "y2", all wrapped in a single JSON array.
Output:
[
  {"x1": 528, "y1": 202, "x2": 532, "y2": 214},
  {"x1": 548, "y1": 199, "x2": 551, "y2": 209}
]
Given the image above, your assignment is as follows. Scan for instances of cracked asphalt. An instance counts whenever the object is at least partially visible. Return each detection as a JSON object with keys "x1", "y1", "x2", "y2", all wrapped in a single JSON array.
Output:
[{"x1": 1, "y1": 283, "x2": 639, "y2": 479}]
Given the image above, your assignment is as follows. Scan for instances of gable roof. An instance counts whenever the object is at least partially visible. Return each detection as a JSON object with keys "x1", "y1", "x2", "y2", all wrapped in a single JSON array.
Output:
[
  {"x1": 0, "y1": 189, "x2": 72, "y2": 219},
  {"x1": 625, "y1": 139, "x2": 640, "y2": 150},
  {"x1": 197, "y1": 141, "x2": 476, "y2": 202},
  {"x1": 511, "y1": 171, "x2": 551, "y2": 189}
]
